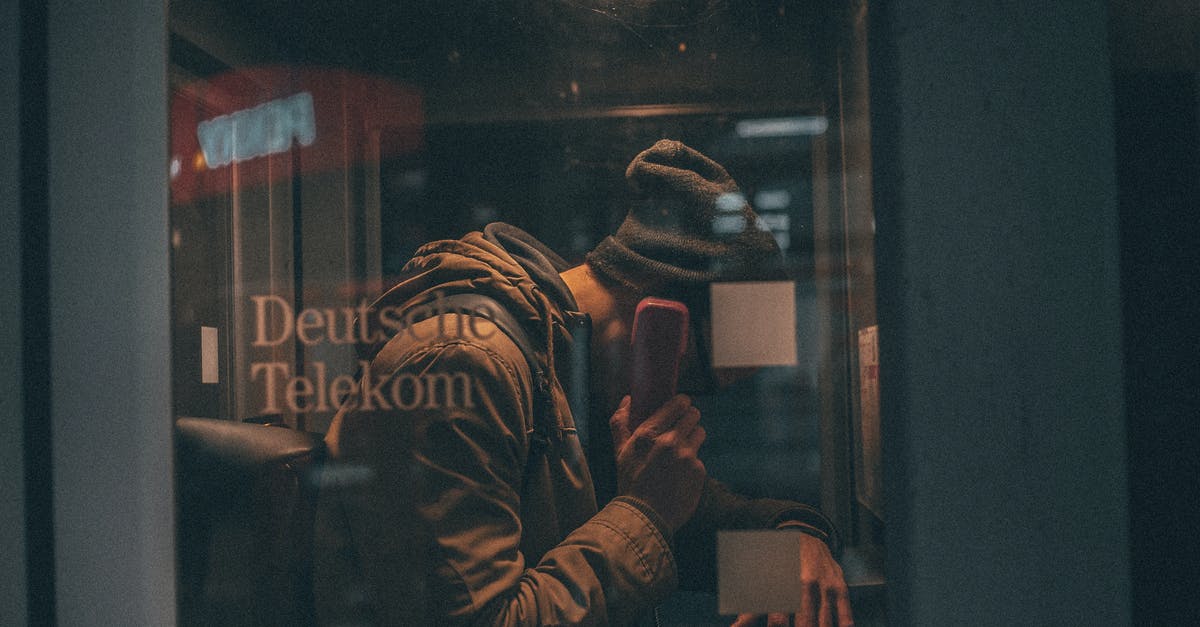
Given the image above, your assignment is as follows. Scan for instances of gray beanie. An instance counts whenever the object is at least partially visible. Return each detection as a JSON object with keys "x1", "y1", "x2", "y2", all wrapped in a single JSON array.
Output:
[{"x1": 586, "y1": 139, "x2": 785, "y2": 299}]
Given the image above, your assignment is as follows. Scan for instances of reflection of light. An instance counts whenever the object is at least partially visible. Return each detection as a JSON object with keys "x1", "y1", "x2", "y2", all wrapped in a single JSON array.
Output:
[
  {"x1": 471, "y1": 204, "x2": 498, "y2": 224},
  {"x1": 192, "y1": 152, "x2": 207, "y2": 171},
  {"x1": 398, "y1": 169, "x2": 427, "y2": 189},
  {"x1": 169, "y1": 157, "x2": 181, "y2": 179},
  {"x1": 311, "y1": 463, "x2": 374, "y2": 487},
  {"x1": 715, "y1": 191, "x2": 747, "y2": 212},
  {"x1": 750, "y1": 213, "x2": 791, "y2": 251},
  {"x1": 197, "y1": 91, "x2": 316, "y2": 169},
  {"x1": 757, "y1": 213, "x2": 790, "y2": 231},
  {"x1": 754, "y1": 189, "x2": 791, "y2": 210},
  {"x1": 735, "y1": 116, "x2": 828, "y2": 138},
  {"x1": 712, "y1": 214, "x2": 746, "y2": 234}
]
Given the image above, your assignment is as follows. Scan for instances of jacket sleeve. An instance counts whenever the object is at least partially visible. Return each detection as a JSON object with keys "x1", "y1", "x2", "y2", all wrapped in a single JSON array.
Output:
[
  {"x1": 672, "y1": 479, "x2": 840, "y2": 592},
  {"x1": 331, "y1": 337, "x2": 677, "y2": 626}
]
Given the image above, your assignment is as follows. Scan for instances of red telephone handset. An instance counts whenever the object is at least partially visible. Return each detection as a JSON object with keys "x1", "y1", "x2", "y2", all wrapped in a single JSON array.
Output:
[{"x1": 629, "y1": 297, "x2": 690, "y2": 427}]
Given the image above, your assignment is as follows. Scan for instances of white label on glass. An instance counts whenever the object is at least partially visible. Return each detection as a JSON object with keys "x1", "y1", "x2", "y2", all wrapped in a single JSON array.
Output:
[
  {"x1": 710, "y1": 281, "x2": 798, "y2": 368},
  {"x1": 201, "y1": 326, "x2": 218, "y2": 384},
  {"x1": 718, "y1": 531, "x2": 806, "y2": 614}
]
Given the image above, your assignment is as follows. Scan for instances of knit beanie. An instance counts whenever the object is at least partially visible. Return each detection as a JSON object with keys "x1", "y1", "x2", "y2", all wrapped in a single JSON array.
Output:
[{"x1": 586, "y1": 139, "x2": 786, "y2": 299}]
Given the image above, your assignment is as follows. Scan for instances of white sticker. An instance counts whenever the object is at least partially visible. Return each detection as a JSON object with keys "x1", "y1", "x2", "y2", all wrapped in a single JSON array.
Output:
[
  {"x1": 201, "y1": 326, "x2": 218, "y2": 384},
  {"x1": 710, "y1": 281, "x2": 798, "y2": 368},
  {"x1": 718, "y1": 531, "x2": 806, "y2": 614}
]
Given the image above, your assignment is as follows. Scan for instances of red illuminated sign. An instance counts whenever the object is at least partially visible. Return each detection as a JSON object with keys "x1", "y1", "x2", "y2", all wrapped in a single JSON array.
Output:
[{"x1": 170, "y1": 66, "x2": 424, "y2": 204}]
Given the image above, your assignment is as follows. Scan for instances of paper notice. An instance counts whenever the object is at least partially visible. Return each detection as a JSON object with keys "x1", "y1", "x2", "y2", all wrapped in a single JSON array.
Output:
[
  {"x1": 710, "y1": 281, "x2": 798, "y2": 368},
  {"x1": 201, "y1": 326, "x2": 219, "y2": 384},
  {"x1": 718, "y1": 530, "x2": 807, "y2": 614}
]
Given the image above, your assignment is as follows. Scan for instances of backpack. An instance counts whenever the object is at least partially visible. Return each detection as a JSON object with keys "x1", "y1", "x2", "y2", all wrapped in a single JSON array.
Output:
[{"x1": 315, "y1": 293, "x2": 570, "y2": 624}]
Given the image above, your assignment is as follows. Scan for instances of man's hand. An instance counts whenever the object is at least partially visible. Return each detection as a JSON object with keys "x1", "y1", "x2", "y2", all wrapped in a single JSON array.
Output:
[
  {"x1": 610, "y1": 394, "x2": 707, "y2": 532},
  {"x1": 730, "y1": 533, "x2": 853, "y2": 627}
]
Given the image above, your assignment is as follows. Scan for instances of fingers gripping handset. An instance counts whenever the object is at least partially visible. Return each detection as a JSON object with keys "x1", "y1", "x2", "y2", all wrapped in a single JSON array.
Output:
[
  {"x1": 629, "y1": 298, "x2": 690, "y2": 427},
  {"x1": 610, "y1": 395, "x2": 707, "y2": 532},
  {"x1": 610, "y1": 298, "x2": 706, "y2": 532}
]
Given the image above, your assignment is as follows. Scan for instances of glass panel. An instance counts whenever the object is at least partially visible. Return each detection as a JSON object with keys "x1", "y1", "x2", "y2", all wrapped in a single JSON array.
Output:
[{"x1": 168, "y1": 1, "x2": 883, "y2": 624}]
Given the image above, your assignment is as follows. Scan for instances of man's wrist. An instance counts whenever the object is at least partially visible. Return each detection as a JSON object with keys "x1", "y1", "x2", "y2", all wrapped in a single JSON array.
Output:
[
  {"x1": 775, "y1": 520, "x2": 833, "y2": 546},
  {"x1": 771, "y1": 506, "x2": 841, "y2": 555}
]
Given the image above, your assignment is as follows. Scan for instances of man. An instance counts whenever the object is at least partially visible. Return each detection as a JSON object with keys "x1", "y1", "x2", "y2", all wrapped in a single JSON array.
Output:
[{"x1": 321, "y1": 140, "x2": 853, "y2": 626}]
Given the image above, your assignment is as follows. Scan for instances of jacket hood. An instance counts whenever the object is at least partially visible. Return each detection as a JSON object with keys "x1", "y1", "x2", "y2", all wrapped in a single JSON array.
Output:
[{"x1": 358, "y1": 223, "x2": 579, "y2": 361}]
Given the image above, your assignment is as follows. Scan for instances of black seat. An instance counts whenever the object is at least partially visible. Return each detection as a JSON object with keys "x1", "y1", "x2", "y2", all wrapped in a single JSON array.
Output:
[{"x1": 175, "y1": 417, "x2": 325, "y2": 626}]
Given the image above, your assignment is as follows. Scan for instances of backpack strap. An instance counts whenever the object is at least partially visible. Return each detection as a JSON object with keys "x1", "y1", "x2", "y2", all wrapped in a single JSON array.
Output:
[{"x1": 435, "y1": 294, "x2": 556, "y2": 485}]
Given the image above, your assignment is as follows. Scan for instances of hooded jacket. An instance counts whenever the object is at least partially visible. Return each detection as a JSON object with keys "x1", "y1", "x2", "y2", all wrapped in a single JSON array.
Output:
[{"x1": 321, "y1": 223, "x2": 837, "y2": 626}]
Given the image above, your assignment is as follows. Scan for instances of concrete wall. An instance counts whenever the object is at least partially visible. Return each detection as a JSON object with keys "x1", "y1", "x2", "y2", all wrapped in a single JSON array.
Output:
[
  {"x1": 871, "y1": 1, "x2": 1129, "y2": 624},
  {"x1": 1, "y1": 2, "x2": 28, "y2": 624},
  {"x1": 47, "y1": 2, "x2": 176, "y2": 624}
]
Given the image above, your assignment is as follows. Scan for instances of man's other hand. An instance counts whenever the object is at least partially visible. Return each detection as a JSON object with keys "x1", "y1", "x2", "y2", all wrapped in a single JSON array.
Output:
[
  {"x1": 610, "y1": 394, "x2": 707, "y2": 532},
  {"x1": 729, "y1": 533, "x2": 853, "y2": 627}
]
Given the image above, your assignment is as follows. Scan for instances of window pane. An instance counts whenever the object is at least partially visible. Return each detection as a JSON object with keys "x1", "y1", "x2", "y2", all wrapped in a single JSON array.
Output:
[{"x1": 169, "y1": 2, "x2": 883, "y2": 623}]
